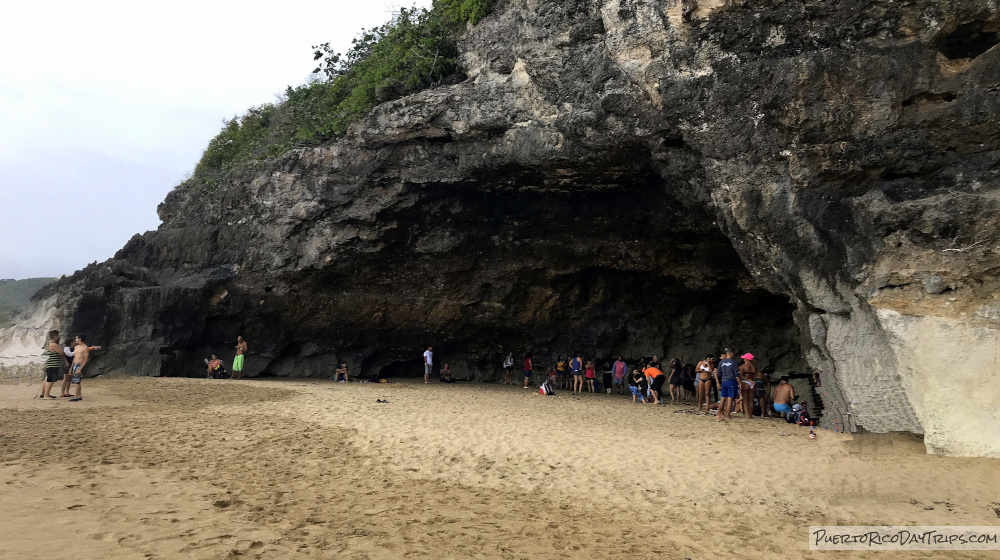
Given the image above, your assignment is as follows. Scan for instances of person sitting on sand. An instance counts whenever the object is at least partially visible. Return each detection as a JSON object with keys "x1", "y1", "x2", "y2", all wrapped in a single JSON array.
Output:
[
  {"x1": 584, "y1": 360, "x2": 596, "y2": 393},
  {"x1": 772, "y1": 376, "x2": 796, "y2": 417},
  {"x1": 335, "y1": 361, "x2": 349, "y2": 382},
  {"x1": 206, "y1": 355, "x2": 222, "y2": 379},
  {"x1": 440, "y1": 363, "x2": 455, "y2": 383},
  {"x1": 629, "y1": 369, "x2": 646, "y2": 403},
  {"x1": 796, "y1": 401, "x2": 811, "y2": 426}
]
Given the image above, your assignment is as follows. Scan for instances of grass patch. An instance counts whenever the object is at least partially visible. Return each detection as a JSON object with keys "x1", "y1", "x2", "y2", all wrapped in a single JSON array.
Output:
[{"x1": 185, "y1": 0, "x2": 493, "y2": 193}]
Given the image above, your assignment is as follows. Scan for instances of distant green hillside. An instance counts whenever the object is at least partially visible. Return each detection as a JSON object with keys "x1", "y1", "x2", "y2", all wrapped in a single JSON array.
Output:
[{"x1": 0, "y1": 278, "x2": 56, "y2": 328}]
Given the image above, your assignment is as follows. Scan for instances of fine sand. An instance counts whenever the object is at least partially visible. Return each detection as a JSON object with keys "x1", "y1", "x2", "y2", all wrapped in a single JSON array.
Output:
[{"x1": 1, "y1": 377, "x2": 998, "y2": 559}]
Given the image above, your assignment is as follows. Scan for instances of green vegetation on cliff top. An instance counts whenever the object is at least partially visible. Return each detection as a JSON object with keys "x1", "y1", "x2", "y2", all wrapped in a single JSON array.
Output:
[
  {"x1": 0, "y1": 278, "x2": 56, "y2": 328},
  {"x1": 187, "y1": 0, "x2": 492, "y2": 192}
]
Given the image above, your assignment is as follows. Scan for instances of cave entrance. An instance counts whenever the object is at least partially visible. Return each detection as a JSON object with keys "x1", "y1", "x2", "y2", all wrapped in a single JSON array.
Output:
[
  {"x1": 937, "y1": 20, "x2": 1000, "y2": 60},
  {"x1": 378, "y1": 358, "x2": 427, "y2": 379}
]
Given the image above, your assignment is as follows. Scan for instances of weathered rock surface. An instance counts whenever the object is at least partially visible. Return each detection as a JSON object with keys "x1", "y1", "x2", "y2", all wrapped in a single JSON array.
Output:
[{"x1": 3, "y1": 0, "x2": 999, "y2": 456}]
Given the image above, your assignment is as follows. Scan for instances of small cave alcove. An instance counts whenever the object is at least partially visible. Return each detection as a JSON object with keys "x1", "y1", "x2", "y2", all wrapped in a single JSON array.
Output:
[
  {"x1": 937, "y1": 20, "x2": 1000, "y2": 60},
  {"x1": 377, "y1": 358, "x2": 427, "y2": 379}
]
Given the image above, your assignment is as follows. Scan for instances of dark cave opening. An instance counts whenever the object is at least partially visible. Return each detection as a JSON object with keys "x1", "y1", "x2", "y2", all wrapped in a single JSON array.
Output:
[{"x1": 937, "y1": 20, "x2": 1000, "y2": 60}]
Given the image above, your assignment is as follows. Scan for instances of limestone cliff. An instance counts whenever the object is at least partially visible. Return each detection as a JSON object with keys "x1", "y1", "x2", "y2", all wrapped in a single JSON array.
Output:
[{"x1": 3, "y1": 0, "x2": 999, "y2": 457}]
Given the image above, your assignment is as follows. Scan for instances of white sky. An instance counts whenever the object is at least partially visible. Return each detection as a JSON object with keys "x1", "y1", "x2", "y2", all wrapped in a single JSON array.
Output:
[{"x1": 0, "y1": 0, "x2": 430, "y2": 279}]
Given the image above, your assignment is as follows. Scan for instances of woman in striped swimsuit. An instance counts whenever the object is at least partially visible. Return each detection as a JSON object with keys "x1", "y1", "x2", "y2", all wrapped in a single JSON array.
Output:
[{"x1": 40, "y1": 330, "x2": 66, "y2": 399}]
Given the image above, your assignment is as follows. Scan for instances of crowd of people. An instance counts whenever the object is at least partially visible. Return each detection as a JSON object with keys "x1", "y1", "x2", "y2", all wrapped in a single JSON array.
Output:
[{"x1": 497, "y1": 348, "x2": 812, "y2": 422}]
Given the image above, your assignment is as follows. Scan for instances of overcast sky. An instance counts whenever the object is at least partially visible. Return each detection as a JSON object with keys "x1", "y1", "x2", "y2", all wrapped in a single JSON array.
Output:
[{"x1": 0, "y1": 0, "x2": 429, "y2": 280}]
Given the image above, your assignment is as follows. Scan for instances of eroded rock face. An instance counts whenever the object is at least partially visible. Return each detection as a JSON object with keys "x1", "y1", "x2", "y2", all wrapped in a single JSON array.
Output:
[{"x1": 5, "y1": 0, "x2": 999, "y2": 456}]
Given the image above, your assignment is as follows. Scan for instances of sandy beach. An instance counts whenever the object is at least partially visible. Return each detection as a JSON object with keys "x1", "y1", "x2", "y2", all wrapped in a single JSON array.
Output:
[{"x1": 1, "y1": 376, "x2": 998, "y2": 559}]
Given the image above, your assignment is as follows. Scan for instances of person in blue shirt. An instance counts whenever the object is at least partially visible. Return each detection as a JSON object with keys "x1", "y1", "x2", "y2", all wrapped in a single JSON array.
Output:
[{"x1": 714, "y1": 349, "x2": 740, "y2": 420}]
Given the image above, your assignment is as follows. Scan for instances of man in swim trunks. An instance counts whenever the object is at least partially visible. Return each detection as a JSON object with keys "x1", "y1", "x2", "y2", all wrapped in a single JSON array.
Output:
[
  {"x1": 230, "y1": 336, "x2": 248, "y2": 379},
  {"x1": 714, "y1": 350, "x2": 739, "y2": 419},
  {"x1": 612, "y1": 356, "x2": 626, "y2": 395},
  {"x1": 68, "y1": 334, "x2": 90, "y2": 402},
  {"x1": 772, "y1": 376, "x2": 796, "y2": 417}
]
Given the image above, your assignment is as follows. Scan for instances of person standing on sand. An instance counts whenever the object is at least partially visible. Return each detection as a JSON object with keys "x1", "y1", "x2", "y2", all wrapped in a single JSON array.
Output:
[
  {"x1": 522, "y1": 353, "x2": 533, "y2": 388},
  {"x1": 612, "y1": 356, "x2": 626, "y2": 394},
  {"x1": 695, "y1": 354, "x2": 713, "y2": 412},
  {"x1": 714, "y1": 350, "x2": 739, "y2": 419},
  {"x1": 584, "y1": 360, "x2": 596, "y2": 393},
  {"x1": 602, "y1": 360, "x2": 614, "y2": 395},
  {"x1": 423, "y1": 346, "x2": 434, "y2": 384},
  {"x1": 738, "y1": 353, "x2": 758, "y2": 418},
  {"x1": 667, "y1": 358, "x2": 683, "y2": 403},
  {"x1": 644, "y1": 362, "x2": 665, "y2": 404},
  {"x1": 68, "y1": 334, "x2": 90, "y2": 402},
  {"x1": 555, "y1": 356, "x2": 568, "y2": 390},
  {"x1": 772, "y1": 376, "x2": 796, "y2": 417},
  {"x1": 60, "y1": 340, "x2": 101, "y2": 397},
  {"x1": 231, "y1": 336, "x2": 248, "y2": 380},
  {"x1": 570, "y1": 353, "x2": 583, "y2": 394},
  {"x1": 40, "y1": 330, "x2": 67, "y2": 399},
  {"x1": 502, "y1": 352, "x2": 514, "y2": 384}
]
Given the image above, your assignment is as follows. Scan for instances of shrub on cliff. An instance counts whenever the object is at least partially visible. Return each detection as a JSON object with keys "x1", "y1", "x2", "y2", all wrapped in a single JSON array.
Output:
[{"x1": 188, "y1": 0, "x2": 492, "y2": 192}]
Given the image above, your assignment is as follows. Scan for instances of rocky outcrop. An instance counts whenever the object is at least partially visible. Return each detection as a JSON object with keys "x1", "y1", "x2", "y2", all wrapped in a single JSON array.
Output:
[{"x1": 4, "y1": 0, "x2": 999, "y2": 456}]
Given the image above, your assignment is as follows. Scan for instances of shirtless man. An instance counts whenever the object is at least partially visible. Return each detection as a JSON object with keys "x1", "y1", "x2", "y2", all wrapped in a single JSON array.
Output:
[
  {"x1": 231, "y1": 336, "x2": 248, "y2": 379},
  {"x1": 738, "y1": 353, "x2": 759, "y2": 418},
  {"x1": 68, "y1": 334, "x2": 90, "y2": 402},
  {"x1": 61, "y1": 339, "x2": 100, "y2": 397},
  {"x1": 772, "y1": 376, "x2": 796, "y2": 418}
]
